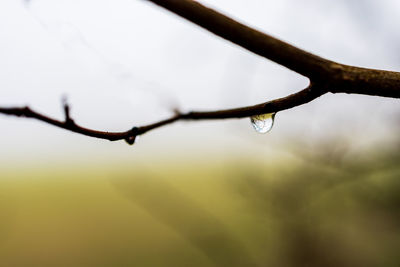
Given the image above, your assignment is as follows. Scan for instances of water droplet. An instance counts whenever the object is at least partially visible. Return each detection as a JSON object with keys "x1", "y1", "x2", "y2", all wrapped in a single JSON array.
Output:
[{"x1": 250, "y1": 113, "x2": 276, "y2": 133}]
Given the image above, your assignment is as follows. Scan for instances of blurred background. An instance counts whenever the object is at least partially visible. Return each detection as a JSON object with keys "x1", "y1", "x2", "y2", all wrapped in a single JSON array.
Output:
[{"x1": 0, "y1": 0, "x2": 399, "y2": 266}]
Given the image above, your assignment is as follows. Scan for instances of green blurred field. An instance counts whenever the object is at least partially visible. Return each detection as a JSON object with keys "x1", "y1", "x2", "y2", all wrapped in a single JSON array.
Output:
[{"x1": 0, "y1": 148, "x2": 399, "y2": 267}]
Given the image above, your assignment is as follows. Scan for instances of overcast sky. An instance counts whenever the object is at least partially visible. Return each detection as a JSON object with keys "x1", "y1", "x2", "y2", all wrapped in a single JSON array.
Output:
[{"x1": 0, "y1": 0, "x2": 399, "y2": 165}]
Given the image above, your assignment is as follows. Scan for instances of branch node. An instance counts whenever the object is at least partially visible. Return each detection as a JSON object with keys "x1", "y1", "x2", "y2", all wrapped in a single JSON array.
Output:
[
  {"x1": 23, "y1": 106, "x2": 31, "y2": 116},
  {"x1": 125, "y1": 127, "x2": 139, "y2": 145}
]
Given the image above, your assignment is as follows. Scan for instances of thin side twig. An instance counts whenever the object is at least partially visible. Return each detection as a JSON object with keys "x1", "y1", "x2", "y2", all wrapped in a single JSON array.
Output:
[{"x1": 0, "y1": 83, "x2": 325, "y2": 144}]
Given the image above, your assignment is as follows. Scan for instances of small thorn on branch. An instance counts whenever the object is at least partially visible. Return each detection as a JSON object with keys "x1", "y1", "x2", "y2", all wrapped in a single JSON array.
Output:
[{"x1": 62, "y1": 96, "x2": 74, "y2": 125}]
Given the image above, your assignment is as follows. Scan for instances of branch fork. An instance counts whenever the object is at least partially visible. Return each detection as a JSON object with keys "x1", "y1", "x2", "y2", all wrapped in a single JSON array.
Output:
[{"x1": 0, "y1": 0, "x2": 399, "y2": 144}]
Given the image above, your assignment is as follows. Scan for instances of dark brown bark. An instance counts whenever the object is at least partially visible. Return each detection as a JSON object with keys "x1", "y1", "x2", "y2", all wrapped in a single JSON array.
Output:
[
  {"x1": 0, "y1": 0, "x2": 399, "y2": 144},
  {"x1": 147, "y1": 0, "x2": 400, "y2": 99}
]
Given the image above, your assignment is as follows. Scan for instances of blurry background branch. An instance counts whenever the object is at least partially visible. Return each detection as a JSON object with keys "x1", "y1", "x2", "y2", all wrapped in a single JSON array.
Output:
[{"x1": 0, "y1": 0, "x2": 399, "y2": 144}]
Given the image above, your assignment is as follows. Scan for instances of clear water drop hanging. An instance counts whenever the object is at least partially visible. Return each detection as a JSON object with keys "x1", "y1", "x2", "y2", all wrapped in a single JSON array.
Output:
[{"x1": 250, "y1": 113, "x2": 276, "y2": 133}]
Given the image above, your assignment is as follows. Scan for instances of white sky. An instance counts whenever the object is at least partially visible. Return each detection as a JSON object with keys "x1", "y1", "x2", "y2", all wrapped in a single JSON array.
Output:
[{"x1": 0, "y1": 0, "x2": 399, "y2": 165}]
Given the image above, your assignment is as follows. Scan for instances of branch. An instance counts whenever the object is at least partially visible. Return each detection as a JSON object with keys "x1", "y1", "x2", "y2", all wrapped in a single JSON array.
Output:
[
  {"x1": 147, "y1": 0, "x2": 332, "y2": 79},
  {"x1": 146, "y1": 0, "x2": 400, "y2": 98},
  {"x1": 0, "y1": 83, "x2": 325, "y2": 144},
  {"x1": 1, "y1": 0, "x2": 399, "y2": 144}
]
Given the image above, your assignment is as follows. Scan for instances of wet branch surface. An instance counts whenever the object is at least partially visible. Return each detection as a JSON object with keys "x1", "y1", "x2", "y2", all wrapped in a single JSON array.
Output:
[{"x1": 1, "y1": 0, "x2": 399, "y2": 144}]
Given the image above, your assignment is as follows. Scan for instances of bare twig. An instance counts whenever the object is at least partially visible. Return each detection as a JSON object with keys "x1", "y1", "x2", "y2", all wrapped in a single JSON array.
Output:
[
  {"x1": 0, "y1": 83, "x2": 325, "y2": 144},
  {"x1": 1, "y1": 0, "x2": 399, "y2": 144}
]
